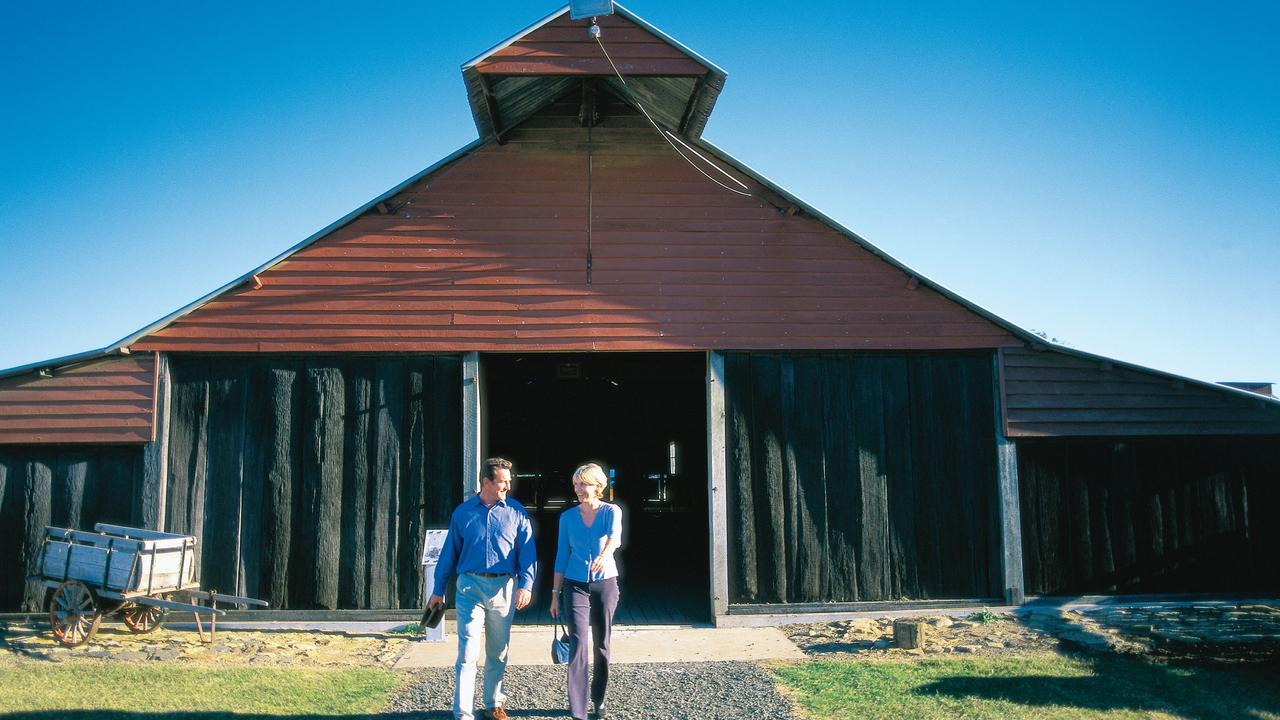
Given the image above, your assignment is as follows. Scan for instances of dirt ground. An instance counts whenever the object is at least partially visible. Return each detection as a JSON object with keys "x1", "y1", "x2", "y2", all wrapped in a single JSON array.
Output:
[{"x1": 0, "y1": 619, "x2": 414, "y2": 668}]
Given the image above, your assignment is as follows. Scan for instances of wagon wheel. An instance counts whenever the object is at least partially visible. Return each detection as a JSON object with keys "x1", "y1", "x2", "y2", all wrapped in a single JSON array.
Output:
[
  {"x1": 121, "y1": 601, "x2": 167, "y2": 634},
  {"x1": 48, "y1": 580, "x2": 102, "y2": 647}
]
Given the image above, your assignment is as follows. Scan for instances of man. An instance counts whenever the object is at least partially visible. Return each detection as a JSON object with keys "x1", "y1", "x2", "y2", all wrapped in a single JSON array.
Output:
[{"x1": 428, "y1": 457, "x2": 537, "y2": 720}]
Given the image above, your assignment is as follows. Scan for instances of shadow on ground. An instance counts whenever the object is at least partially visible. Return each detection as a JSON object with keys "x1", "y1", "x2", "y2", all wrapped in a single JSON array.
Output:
[{"x1": 917, "y1": 651, "x2": 1280, "y2": 720}]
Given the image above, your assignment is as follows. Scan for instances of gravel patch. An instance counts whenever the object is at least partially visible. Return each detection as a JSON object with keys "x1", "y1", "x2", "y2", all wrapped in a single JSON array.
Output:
[{"x1": 389, "y1": 661, "x2": 799, "y2": 719}]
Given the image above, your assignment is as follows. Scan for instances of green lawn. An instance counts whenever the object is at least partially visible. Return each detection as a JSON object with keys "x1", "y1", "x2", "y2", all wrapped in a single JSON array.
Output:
[
  {"x1": 0, "y1": 660, "x2": 402, "y2": 718},
  {"x1": 773, "y1": 654, "x2": 1280, "y2": 720}
]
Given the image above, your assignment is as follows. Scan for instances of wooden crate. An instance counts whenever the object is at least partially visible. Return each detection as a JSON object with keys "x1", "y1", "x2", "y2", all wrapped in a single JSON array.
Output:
[{"x1": 35, "y1": 524, "x2": 197, "y2": 596}]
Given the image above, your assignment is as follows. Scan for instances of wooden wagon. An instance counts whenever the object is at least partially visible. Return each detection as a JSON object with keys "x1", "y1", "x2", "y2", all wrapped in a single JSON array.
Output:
[{"x1": 31, "y1": 523, "x2": 267, "y2": 646}]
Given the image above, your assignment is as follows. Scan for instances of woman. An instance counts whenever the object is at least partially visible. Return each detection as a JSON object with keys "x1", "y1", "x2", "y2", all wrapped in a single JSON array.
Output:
[{"x1": 550, "y1": 463, "x2": 623, "y2": 720}]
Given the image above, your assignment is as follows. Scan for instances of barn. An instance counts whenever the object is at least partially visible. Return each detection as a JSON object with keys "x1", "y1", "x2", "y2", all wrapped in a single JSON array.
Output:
[{"x1": 3, "y1": 5, "x2": 1278, "y2": 624}]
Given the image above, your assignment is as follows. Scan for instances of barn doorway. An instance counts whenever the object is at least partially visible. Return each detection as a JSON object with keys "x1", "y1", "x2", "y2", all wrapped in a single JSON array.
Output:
[{"x1": 482, "y1": 352, "x2": 710, "y2": 624}]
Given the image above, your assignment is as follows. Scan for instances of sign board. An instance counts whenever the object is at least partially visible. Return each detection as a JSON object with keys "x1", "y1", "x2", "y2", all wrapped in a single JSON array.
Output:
[
  {"x1": 422, "y1": 529, "x2": 449, "y2": 566},
  {"x1": 420, "y1": 528, "x2": 450, "y2": 643},
  {"x1": 570, "y1": 0, "x2": 614, "y2": 20}
]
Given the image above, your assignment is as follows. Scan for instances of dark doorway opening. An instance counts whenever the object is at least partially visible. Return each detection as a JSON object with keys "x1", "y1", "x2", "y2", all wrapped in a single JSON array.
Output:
[{"x1": 483, "y1": 352, "x2": 709, "y2": 624}]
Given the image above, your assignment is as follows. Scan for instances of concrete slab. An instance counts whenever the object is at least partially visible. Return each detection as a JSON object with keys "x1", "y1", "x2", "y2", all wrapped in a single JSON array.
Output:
[{"x1": 394, "y1": 625, "x2": 806, "y2": 669}]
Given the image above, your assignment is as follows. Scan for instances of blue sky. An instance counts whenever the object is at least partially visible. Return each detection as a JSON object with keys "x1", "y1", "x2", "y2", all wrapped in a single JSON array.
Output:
[{"x1": 2, "y1": 1, "x2": 1276, "y2": 385}]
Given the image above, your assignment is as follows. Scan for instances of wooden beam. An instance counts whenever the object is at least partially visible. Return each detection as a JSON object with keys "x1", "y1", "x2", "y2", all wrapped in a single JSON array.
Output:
[
  {"x1": 141, "y1": 352, "x2": 171, "y2": 531},
  {"x1": 478, "y1": 75, "x2": 506, "y2": 145},
  {"x1": 706, "y1": 350, "x2": 730, "y2": 623},
  {"x1": 993, "y1": 359, "x2": 1025, "y2": 605},
  {"x1": 578, "y1": 79, "x2": 597, "y2": 127},
  {"x1": 462, "y1": 352, "x2": 481, "y2": 500}
]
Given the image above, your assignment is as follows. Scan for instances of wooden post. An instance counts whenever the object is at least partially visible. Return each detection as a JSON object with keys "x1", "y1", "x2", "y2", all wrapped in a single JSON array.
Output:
[
  {"x1": 707, "y1": 351, "x2": 730, "y2": 622},
  {"x1": 994, "y1": 351, "x2": 1025, "y2": 605},
  {"x1": 141, "y1": 352, "x2": 171, "y2": 531},
  {"x1": 893, "y1": 619, "x2": 927, "y2": 649},
  {"x1": 462, "y1": 352, "x2": 482, "y2": 500}
]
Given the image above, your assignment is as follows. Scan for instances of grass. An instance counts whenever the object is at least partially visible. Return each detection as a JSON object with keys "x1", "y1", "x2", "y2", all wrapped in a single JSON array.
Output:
[
  {"x1": 0, "y1": 658, "x2": 402, "y2": 718},
  {"x1": 970, "y1": 607, "x2": 1002, "y2": 624},
  {"x1": 772, "y1": 654, "x2": 1280, "y2": 719}
]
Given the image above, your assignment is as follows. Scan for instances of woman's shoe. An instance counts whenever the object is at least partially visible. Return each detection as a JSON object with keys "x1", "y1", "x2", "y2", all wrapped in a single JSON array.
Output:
[{"x1": 591, "y1": 704, "x2": 608, "y2": 719}]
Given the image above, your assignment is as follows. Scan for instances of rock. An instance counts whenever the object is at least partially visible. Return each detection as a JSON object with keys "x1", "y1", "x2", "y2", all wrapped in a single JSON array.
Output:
[
  {"x1": 1058, "y1": 631, "x2": 1113, "y2": 652},
  {"x1": 848, "y1": 618, "x2": 880, "y2": 634},
  {"x1": 954, "y1": 645, "x2": 979, "y2": 653}
]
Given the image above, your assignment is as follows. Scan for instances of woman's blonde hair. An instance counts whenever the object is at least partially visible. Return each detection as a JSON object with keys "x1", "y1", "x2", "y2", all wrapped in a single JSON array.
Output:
[{"x1": 572, "y1": 463, "x2": 608, "y2": 500}]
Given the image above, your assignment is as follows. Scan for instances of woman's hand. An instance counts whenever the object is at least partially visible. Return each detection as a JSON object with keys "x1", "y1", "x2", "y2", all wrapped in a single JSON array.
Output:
[
  {"x1": 589, "y1": 555, "x2": 607, "y2": 576},
  {"x1": 549, "y1": 592, "x2": 560, "y2": 618}
]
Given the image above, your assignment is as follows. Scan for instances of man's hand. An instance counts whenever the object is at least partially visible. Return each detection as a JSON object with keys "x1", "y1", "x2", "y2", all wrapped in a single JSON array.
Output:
[
  {"x1": 514, "y1": 588, "x2": 532, "y2": 610},
  {"x1": 428, "y1": 594, "x2": 445, "y2": 610}
]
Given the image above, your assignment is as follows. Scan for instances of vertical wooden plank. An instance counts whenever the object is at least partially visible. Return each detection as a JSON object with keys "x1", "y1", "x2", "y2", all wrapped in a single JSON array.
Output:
[
  {"x1": 706, "y1": 350, "x2": 729, "y2": 619},
  {"x1": 341, "y1": 359, "x2": 374, "y2": 609},
  {"x1": 428, "y1": 356, "x2": 463, "y2": 526},
  {"x1": 994, "y1": 361, "x2": 1025, "y2": 604},
  {"x1": 165, "y1": 358, "x2": 210, "y2": 585},
  {"x1": 55, "y1": 452, "x2": 91, "y2": 530},
  {"x1": 749, "y1": 354, "x2": 787, "y2": 604},
  {"x1": 96, "y1": 449, "x2": 139, "y2": 526},
  {"x1": 852, "y1": 355, "x2": 891, "y2": 601},
  {"x1": 906, "y1": 357, "x2": 941, "y2": 597},
  {"x1": 462, "y1": 352, "x2": 481, "y2": 501},
  {"x1": 791, "y1": 355, "x2": 828, "y2": 603},
  {"x1": 301, "y1": 363, "x2": 344, "y2": 609},
  {"x1": 263, "y1": 361, "x2": 300, "y2": 609},
  {"x1": 401, "y1": 360, "x2": 429, "y2": 609},
  {"x1": 203, "y1": 361, "x2": 248, "y2": 597},
  {"x1": 369, "y1": 359, "x2": 405, "y2": 608},
  {"x1": 0, "y1": 453, "x2": 20, "y2": 609},
  {"x1": 879, "y1": 356, "x2": 916, "y2": 599},
  {"x1": 21, "y1": 458, "x2": 53, "y2": 611},
  {"x1": 822, "y1": 355, "x2": 859, "y2": 601},
  {"x1": 724, "y1": 352, "x2": 757, "y2": 603},
  {"x1": 141, "y1": 352, "x2": 171, "y2": 531},
  {"x1": 237, "y1": 360, "x2": 266, "y2": 601}
]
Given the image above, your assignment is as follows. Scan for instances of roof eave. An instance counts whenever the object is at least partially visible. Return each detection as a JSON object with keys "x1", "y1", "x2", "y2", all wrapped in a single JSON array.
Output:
[{"x1": 692, "y1": 138, "x2": 1280, "y2": 410}]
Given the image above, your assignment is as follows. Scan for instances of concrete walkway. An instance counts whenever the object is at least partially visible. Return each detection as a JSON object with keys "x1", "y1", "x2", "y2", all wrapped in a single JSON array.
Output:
[{"x1": 394, "y1": 625, "x2": 806, "y2": 669}]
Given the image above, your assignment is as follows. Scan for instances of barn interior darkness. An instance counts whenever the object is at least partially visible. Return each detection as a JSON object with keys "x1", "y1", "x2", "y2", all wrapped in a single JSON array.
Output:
[{"x1": 483, "y1": 352, "x2": 709, "y2": 622}]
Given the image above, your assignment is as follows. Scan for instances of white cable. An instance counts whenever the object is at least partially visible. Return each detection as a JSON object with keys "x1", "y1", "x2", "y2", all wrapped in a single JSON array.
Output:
[{"x1": 594, "y1": 34, "x2": 753, "y2": 197}]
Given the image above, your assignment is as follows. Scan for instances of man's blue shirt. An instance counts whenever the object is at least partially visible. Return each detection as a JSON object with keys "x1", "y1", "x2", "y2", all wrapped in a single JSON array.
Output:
[{"x1": 433, "y1": 495, "x2": 537, "y2": 592}]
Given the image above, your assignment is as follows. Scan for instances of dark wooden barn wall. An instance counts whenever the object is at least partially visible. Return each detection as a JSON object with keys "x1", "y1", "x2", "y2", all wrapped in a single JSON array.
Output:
[
  {"x1": 0, "y1": 446, "x2": 142, "y2": 611},
  {"x1": 165, "y1": 355, "x2": 462, "y2": 610},
  {"x1": 1018, "y1": 436, "x2": 1280, "y2": 595},
  {"x1": 1002, "y1": 346, "x2": 1280, "y2": 437},
  {"x1": 133, "y1": 95, "x2": 1016, "y2": 354},
  {"x1": 725, "y1": 352, "x2": 1001, "y2": 604},
  {"x1": 0, "y1": 354, "x2": 155, "y2": 445}
]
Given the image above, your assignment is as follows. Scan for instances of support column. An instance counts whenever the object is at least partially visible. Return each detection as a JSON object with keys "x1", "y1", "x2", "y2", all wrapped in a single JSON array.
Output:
[
  {"x1": 141, "y1": 351, "x2": 171, "y2": 530},
  {"x1": 993, "y1": 352, "x2": 1025, "y2": 604},
  {"x1": 707, "y1": 351, "x2": 729, "y2": 622},
  {"x1": 462, "y1": 352, "x2": 482, "y2": 500}
]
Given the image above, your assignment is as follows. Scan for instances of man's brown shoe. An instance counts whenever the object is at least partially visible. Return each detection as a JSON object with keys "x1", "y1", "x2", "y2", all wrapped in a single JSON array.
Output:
[{"x1": 480, "y1": 708, "x2": 509, "y2": 720}]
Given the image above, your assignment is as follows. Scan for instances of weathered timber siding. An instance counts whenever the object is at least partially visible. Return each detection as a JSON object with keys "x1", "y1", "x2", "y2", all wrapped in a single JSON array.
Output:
[
  {"x1": 1003, "y1": 346, "x2": 1280, "y2": 437},
  {"x1": 134, "y1": 97, "x2": 1016, "y2": 354},
  {"x1": 476, "y1": 13, "x2": 708, "y2": 76},
  {"x1": 1018, "y1": 436, "x2": 1280, "y2": 595},
  {"x1": 725, "y1": 352, "x2": 1001, "y2": 603},
  {"x1": 164, "y1": 355, "x2": 462, "y2": 610},
  {"x1": 0, "y1": 355, "x2": 155, "y2": 445},
  {"x1": 0, "y1": 446, "x2": 142, "y2": 610}
]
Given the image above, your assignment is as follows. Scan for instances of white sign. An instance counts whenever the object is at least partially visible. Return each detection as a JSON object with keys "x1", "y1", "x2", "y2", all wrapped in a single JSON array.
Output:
[{"x1": 422, "y1": 529, "x2": 449, "y2": 566}]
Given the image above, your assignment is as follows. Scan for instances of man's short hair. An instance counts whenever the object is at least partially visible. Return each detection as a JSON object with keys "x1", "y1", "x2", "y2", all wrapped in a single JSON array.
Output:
[{"x1": 480, "y1": 457, "x2": 513, "y2": 482}]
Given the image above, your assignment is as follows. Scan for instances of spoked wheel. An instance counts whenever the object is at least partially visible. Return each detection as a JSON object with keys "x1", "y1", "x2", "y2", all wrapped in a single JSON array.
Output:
[
  {"x1": 48, "y1": 580, "x2": 102, "y2": 647},
  {"x1": 121, "y1": 602, "x2": 166, "y2": 634}
]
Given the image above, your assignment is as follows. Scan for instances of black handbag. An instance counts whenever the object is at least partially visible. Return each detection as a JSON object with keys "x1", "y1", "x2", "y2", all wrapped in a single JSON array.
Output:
[{"x1": 551, "y1": 612, "x2": 570, "y2": 664}]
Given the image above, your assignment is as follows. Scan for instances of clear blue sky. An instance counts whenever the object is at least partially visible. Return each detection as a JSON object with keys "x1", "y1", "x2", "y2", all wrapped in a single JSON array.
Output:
[{"x1": 2, "y1": 1, "x2": 1277, "y2": 385}]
